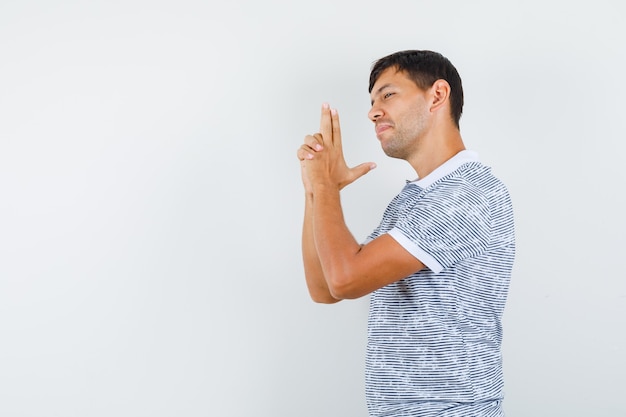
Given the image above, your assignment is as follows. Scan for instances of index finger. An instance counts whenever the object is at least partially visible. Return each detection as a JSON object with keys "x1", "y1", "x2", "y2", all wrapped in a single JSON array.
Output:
[
  {"x1": 319, "y1": 102, "x2": 333, "y2": 146},
  {"x1": 330, "y1": 107, "x2": 342, "y2": 149}
]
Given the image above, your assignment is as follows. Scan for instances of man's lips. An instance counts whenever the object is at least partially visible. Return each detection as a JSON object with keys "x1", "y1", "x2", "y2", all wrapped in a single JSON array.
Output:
[{"x1": 375, "y1": 123, "x2": 392, "y2": 136}]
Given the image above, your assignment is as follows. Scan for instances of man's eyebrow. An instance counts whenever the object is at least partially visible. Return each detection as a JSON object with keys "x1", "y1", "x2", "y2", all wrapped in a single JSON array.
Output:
[{"x1": 370, "y1": 83, "x2": 393, "y2": 105}]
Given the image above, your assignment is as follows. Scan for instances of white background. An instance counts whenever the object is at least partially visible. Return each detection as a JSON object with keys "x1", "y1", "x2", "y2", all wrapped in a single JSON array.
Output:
[{"x1": 1, "y1": 1, "x2": 624, "y2": 416}]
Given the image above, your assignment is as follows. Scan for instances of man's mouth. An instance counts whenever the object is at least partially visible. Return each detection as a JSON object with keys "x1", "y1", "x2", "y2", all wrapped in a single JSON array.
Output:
[{"x1": 375, "y1": 123, "x2": 392, "y2": 136}]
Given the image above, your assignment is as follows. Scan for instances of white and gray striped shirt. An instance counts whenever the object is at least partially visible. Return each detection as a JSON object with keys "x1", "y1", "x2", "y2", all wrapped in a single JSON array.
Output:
[{"x1": 363, "y1": 150, "x2": 515, "y2": 417}]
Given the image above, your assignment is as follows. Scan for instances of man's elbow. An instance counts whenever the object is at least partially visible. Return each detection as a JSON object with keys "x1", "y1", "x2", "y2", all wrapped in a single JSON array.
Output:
[
  {"x1": 310, "y1": 292, "x2": 341, "y2": 304},
  {"x1": 327, "y1": 272, "x2": 362, "y2": 300},
  {"x1": 306, "y1": 280, "x2": 353, "y2": 303}
]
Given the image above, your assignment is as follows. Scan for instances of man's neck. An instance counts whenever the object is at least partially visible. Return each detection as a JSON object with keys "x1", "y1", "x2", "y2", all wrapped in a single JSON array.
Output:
[{"x1": 408, "y1": 128, "x2": 465, "y2": 179}]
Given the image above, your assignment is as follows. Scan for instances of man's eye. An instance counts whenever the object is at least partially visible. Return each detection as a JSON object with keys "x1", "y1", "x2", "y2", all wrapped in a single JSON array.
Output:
[{"x1": 384, "y1": 92, "x2": 395, "y2": 99}]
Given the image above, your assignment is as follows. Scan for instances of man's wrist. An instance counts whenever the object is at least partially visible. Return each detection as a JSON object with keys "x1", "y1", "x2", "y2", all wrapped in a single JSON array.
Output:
[{"x1": 312, "y1": 184, "x2": 340, "y2": 197}]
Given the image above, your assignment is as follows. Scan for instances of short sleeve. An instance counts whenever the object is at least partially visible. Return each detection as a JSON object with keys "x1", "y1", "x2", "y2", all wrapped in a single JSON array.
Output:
[{"x1": 388, "y1": 181, "x2": 491, "y2": 273}]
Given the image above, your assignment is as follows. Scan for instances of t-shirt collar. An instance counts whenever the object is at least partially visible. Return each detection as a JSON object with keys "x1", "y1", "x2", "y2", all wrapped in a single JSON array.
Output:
[{"x1": 409, "y1": 150, "x2": 480, "y2": 187}]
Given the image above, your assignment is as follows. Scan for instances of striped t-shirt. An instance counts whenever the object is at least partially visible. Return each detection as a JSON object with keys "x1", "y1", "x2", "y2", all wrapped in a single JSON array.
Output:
[{"x1": 363, "y1": 150, "x2": 515, "y2": 417}]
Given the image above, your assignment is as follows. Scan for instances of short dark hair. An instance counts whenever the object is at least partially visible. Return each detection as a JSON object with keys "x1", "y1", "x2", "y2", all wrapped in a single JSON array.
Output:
[{"x1": 369, "y1": 50, "x2": 464, "y2": 128}]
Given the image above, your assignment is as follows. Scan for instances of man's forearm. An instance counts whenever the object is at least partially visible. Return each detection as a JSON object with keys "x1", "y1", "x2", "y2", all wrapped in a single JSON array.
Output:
[
  {"x1": 311, "y1": 185, "x2": 362, "y2": 299},
  {"x1": 302, "y1": 193, "x2": 339, "y2": 303}
]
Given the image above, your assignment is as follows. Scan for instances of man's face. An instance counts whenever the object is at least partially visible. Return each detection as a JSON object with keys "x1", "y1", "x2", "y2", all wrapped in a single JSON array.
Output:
[{"x1": 368, "y1": 68, "x2": 431, "y2": 160}]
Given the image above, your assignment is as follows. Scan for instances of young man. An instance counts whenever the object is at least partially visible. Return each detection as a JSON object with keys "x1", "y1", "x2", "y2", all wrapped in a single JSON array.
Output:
[{"x1": 297, "y1": 50, "x2": 515, "y2": 416}]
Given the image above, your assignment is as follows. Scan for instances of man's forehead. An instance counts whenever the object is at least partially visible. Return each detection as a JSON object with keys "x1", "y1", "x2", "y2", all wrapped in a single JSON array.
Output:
[{"x1": 370, "y1": 69, "x2": 409, "y2": 95}]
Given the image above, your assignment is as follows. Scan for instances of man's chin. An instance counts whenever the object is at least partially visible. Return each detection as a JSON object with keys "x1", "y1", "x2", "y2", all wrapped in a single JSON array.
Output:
[{"x1": 381, "y1": 146, "x2": 403, "y2": 160}]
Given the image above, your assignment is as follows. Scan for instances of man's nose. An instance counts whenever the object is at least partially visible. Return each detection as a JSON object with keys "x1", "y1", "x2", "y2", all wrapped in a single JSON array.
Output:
[{"x1": 368, "y1": 106, "x2": 382, "y2": 122}]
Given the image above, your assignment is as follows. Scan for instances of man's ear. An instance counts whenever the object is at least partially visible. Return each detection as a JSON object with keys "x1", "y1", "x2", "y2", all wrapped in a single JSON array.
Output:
[{"x1": 429, "y1": 79, "x2": 451, "y2": 113}]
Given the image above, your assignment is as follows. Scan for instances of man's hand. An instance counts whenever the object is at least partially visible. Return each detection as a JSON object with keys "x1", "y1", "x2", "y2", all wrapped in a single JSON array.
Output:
[{"x1": 297, "y1": 103, "x2": 375, "y2": 193}]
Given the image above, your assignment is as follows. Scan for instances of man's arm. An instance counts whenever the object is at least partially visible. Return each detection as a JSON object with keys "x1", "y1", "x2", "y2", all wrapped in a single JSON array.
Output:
[
  {"x1": 301, "y1": 191, "x2": 340, "y2": 303},
  {"x1": 298, "y1": 104, "x2": 425, "y2": 302},
  {"x1": 310, "y1": 183, "x2": 425, "y2": 300},
  {"x1": 298, "y1": 131, "x2": 340, "y2": 303}
]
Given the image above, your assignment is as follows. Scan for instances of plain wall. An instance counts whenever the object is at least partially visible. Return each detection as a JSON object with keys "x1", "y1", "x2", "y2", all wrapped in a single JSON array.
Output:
[{"x1": 1, "y1": 1, "x2": 624, "y2": 416}]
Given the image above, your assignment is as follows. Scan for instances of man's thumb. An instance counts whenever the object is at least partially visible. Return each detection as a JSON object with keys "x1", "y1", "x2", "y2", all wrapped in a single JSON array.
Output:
[
  {"x1": 351, "y1": 162, "x2": 377, "y2": 180},
  {"x1": 340, "y1": 162, "x2": 377, "y2": 189}
]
